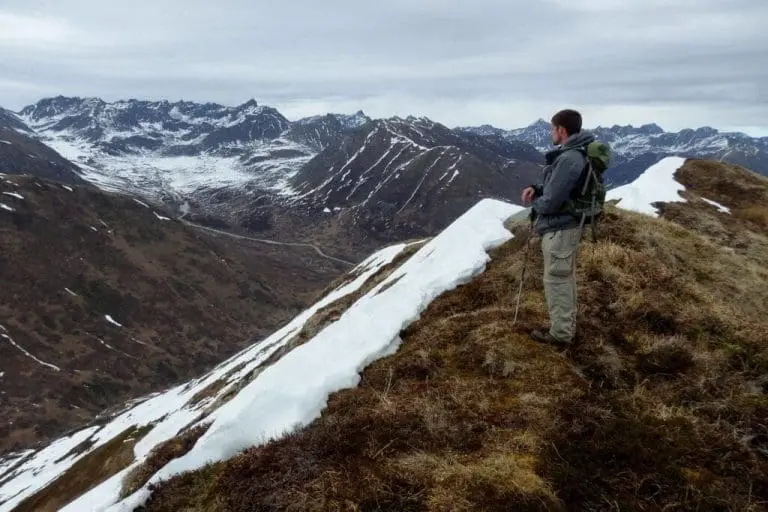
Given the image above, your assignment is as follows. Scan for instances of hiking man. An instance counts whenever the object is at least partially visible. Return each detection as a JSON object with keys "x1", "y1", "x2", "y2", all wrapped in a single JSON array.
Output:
[{"x1": 521, "y1": 109, "x2": 596, "y2": 348}]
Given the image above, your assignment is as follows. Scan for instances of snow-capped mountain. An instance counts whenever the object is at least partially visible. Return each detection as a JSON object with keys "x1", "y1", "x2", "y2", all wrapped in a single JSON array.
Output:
[
  {"x1": 459, "y1": 120, "x2": 768, "y2": 185},
  {"x1": 281, "y1": 111, "x2": 371, "y2": 152},
  {"x1": 16, "y1": 95, "x2": 768, "y2": 257},
  {"x1": 10, "y1": 98, "x2": 543, "y2": 259},
  {"x1": 289, "y1": 116, "x2": 541, "y2": 240},
  {"x1": 18, "y1": 97, "x2": 321, "y2": 205},
  {"x1": 20, "y1": 97, "x2": 291, "y2": 152}
]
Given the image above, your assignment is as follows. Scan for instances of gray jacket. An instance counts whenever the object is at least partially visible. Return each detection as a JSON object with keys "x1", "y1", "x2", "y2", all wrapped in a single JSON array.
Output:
[{"x1": 531, "y1": 131, "x2": 595, "y2": 235}]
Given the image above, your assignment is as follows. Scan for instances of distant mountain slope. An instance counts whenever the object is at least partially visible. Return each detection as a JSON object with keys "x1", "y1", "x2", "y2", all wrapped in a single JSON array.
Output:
[
  {"x1": 284, "y1": 111, "x2": 372, "y2": 152},
  {"x1": 288, "y1": 116, "x2": 541, "y2": 241},
  {"x1": 18, "y1": 97, "x2": 313, "y2": 203},
  {"x1": 0, "y1": 108, "x2": 84, "y2": 185},
  {"x1": 459, "y1": 120, "x2": 768, "y2": 185},
  {"x1": 0, "y1": 175, "x2": 348, "y2": 456}
]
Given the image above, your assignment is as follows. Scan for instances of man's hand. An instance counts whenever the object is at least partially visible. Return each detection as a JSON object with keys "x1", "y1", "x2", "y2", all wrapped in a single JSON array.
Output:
[{"x1": 521, "y1": 187, "x2": 536, "y2": 205}]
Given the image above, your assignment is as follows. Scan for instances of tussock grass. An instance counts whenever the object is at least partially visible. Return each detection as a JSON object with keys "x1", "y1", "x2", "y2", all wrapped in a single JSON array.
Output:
[
  {"x1": 141, "y1": 161, "x2": 768, "y2": 511},
  {"x1": 121, "y1": 423, "x2": 210, "y2": 498}
]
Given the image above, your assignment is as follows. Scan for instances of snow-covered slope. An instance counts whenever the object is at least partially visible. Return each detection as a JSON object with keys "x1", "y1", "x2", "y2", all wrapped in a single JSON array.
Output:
[
  {"x1": 0, "y1": 198, "x2": 524, "y2": 512},
  {"x1": 607, "y1": 156, "x2": 736, "y2": 217},
  {"x1": 606, "y1": 157, "x2": 688, "y2": 216}
]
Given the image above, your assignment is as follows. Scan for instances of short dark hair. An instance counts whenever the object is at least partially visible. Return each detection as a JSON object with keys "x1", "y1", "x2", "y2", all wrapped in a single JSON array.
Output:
[{"x1": 551, "y1": 109, "x2": 582, "y2": 136}]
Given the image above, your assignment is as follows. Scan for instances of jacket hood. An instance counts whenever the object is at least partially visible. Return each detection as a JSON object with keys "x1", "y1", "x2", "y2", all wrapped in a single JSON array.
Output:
[
  {"x1": 561, "y1": 130, "x2": 596, "y2": 149},
  {"x1": 544, "y1": 130, "x2": 596, "y2": 164}
]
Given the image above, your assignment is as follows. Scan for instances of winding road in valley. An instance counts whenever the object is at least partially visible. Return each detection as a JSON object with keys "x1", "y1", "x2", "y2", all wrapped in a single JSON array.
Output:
[{"x1": 181, "y1": 220, "x2": 356, "y2": 267}]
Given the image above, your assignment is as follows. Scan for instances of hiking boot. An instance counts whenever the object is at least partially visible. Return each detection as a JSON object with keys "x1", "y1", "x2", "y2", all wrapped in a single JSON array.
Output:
[{"x1": 529, "y1": 329, "x2": 571, "y2": 349}]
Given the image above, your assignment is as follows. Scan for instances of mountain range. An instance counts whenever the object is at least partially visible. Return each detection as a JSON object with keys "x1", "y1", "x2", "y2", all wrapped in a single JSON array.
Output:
[
  {"x1": 459, "y1": 118, "x2": 768, "y2": 186},
  {"x1": 3, "y1": 96, "x2": 768, "y2": 255}
]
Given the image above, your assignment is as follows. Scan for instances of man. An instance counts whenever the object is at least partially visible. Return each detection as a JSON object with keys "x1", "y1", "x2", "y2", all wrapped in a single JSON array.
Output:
[{"x1": 521, "y1": 109, "x2": 594, "y2": 348}]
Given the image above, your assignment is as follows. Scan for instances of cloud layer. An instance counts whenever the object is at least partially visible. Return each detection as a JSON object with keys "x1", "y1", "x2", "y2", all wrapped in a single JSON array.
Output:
[{"x1": 2, "y1": 0, "x2": 766, "y2": 133}]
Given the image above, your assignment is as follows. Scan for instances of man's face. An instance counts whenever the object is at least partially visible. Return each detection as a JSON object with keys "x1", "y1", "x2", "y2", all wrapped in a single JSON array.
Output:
[{"x1": 551, "y1": 124, "x2": 567, "y2": 145}]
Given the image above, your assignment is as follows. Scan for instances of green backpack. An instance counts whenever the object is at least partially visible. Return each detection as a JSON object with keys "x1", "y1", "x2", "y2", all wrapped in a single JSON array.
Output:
[{"x1": 565, "y1": 140, "x2": 611, "y2": 240}]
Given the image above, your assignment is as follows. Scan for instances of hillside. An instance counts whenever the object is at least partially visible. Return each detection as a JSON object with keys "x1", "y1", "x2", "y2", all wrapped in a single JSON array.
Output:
[
  {"x1": 0, "y1": 175, "x2": 349, "y2": 457},
  {"x1": 277, "y1": 116, "x2": 540, "y2": 248},
  {"x1": 0, "y1": 108, "x2": 84, "y2": 185},
  {"x1": 1, "y1": 157, "x2": 766, "y2": 511}
]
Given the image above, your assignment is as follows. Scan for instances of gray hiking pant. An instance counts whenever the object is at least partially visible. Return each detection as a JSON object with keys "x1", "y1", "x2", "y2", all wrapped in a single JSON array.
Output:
[{"x1": 541, "y1": 227, "x2": 582, "y2": 343}]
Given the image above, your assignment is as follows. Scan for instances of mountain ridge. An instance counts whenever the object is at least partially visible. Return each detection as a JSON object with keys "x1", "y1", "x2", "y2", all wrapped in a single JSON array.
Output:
[{"x1": 459, "y1": 118, "x2": 768, "y2": 185}]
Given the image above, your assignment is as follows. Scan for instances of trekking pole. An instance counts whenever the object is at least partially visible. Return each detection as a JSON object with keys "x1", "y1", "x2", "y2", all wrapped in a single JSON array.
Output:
[
  {"x1": 513, "y1": 218, "x2": 535, "y2": 326},
  {"x1": 577, "y1": 164, "x2": 597, "y2": 241}
]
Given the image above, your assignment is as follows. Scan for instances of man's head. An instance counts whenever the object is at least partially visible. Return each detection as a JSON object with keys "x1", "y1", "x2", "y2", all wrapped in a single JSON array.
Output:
[{"x1": 550, "y1": 109, "x2": 582, "y2": 145}]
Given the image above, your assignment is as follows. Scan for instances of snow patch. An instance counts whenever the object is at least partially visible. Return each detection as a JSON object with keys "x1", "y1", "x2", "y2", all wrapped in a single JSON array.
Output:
[
  {"x1": 133, "y1": 198, "x2": 150, "y2": 208},
  {"x1": 1, "y1": 192, "x2": 23, "y2": 200},
  {"x1": 64, "y1": 288, "x2": 78, "y2": 297},
  {"x1": 0, "y1": 325, "x2": 61, "y2": 372},
  {"x1": 105, "y1": 315, "x2": 124, "y2": 328},
  {"x1": 0, "y1": 428, "x2": 99, "y2": 510},
  {"x1": 607, "y1": 157, "x2": 687, "y2": 216},
  {"x1": 90, "y1": 226, "x2": 99, "y2": 232},
  {"x1": 0, "y1": 140, "x2": 11, "y2": 145},
  {"x1": 0, "y1": 203, "x2": 14, "y2": 212},
  {"x1": 153, "y1": 211, "x2": 171, "y2": 221},
  {"x1": 323, "y1": 207, "x2": 331, "y2": 213},
  {"x1": 61, "y1": 185, "x2": 74, "y2": 192},
  {"x1": 701, "y1": 197, "x2": 731, "y2": 214}
]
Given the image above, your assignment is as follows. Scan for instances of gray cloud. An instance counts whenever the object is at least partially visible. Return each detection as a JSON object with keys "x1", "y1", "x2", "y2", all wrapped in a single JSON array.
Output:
[{"x1": 1, "y1": 0, "x2": 767, "y2": 134}]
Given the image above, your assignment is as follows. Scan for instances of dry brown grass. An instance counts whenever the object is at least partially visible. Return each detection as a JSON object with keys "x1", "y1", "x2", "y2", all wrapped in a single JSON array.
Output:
[
  {"x1": 121, "y1": 423, "x2": 210, "y2": 498},
  {"x1": 13, "y1": 425, "x2": 152, "y2": 512},
  {"x1": 188, "y1": 379, "x2": 228, "y2": 406},
  {"x1": 736, "y1": 205, "x2": 768, "y2": 230},
  {"x1": 141, "y1": 170, "x2": 768, "y2": 511},
  {"x1": 675, "y1": 158, "x2": 768, "y2": 238}
]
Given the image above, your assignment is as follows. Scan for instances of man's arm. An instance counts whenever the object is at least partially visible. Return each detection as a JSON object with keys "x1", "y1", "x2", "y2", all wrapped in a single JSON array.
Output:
[{"x1": 531, "y1": 152, "x2": 584, "y2": 215}]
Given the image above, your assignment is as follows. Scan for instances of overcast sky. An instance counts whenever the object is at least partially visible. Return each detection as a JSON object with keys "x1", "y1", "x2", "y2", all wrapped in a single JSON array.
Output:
[{"x1": 2, "y1": 0, "x2": 767, "y2": 134}]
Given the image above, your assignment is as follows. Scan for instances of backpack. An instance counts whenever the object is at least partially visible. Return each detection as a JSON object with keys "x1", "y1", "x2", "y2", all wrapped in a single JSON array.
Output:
[{"x1": 565, "y1": 140, "x2": 611, "y2": 240}]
